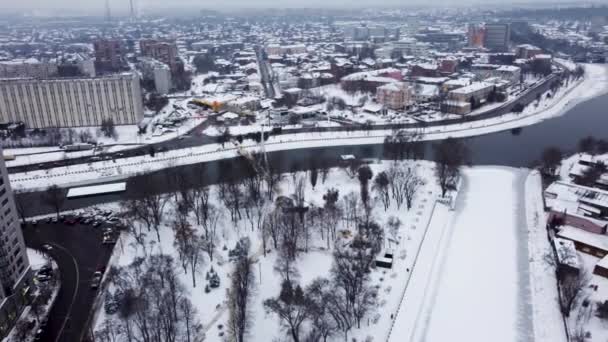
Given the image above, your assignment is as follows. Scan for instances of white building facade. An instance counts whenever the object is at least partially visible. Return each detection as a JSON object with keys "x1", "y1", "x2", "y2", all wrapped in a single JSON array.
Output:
[
  {"x1": 139, "y1": 57, "x2": 172, "y2": 94},
  {"x1": 0, "y1": 152, "x2": 31, "y2": 338},
  {"x1": 0, "y1": 73, "x2": 144, "y2": 128}
]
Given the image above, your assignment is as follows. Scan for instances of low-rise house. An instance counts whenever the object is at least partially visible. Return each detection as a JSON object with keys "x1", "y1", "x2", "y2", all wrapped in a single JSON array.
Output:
[
  {"x1": 376, "y1": 82, "x2": 412, "y2": 110},
  {"x1": 553, "y1": 238, "x2": 581, "y2": 278},
  {"x1": 442, "y1": 82, "x2": 494, "y2": 114},
  {"x1": 595, "y1": 255, "x2": 608, "y2": 278},
  {"x1": 557, "y1": 226, "x2": 608, "y2": 259},
  {"x1": 545, "y1": 181, "x2": 608, "y2": 225}
]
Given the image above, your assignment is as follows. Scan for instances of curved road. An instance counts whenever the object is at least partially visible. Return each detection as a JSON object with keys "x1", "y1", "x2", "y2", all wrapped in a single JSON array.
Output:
[{"x1": 24, "y1": 222, "x2": 113, "y2": 342}]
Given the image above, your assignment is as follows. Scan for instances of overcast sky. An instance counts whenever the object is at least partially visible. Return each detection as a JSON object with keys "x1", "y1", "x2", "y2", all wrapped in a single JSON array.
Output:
[{"x1": 0, "y1": 0, "x2": 603, "y2": 13}]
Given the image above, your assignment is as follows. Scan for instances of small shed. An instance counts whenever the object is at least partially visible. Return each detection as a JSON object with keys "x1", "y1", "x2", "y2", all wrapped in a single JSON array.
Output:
[
  {"x1": 553, "y1": 238, "x2": 580, "y2": 278},
  {"x1": 594, "y1": 255, "x2": 608, "y2": 279},
  {"x1": 375, "y1": 251, "x2": 394, "y2": 269}
]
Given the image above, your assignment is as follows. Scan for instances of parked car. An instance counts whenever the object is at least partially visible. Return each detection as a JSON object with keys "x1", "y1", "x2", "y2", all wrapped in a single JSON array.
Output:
[
  {"x1": 34, "y1": 329, "x2": 44, "y2": 341},
  {"x1": 102, "y1": 235, "x2": 116, "y2": 245},
  {"x1": 36, "y1": 273, "x2": 51, "y2": 282},
  {"x1": 42, "y1": 244, "x2": 53, "y2": 251},
  {"x1": 90, "y1": 271, "x2": 103, "y2": 289}
]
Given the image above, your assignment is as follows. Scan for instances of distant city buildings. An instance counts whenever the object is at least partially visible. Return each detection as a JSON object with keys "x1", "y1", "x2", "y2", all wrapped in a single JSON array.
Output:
[
  {"x1": 484, "y1": 23, "x2": 511, "y2": 52},
  {"x1": 138, "y1": 57, "x2": 172, "y2": 94},
  {"x1": 94, "y1": 39, "x2": 124, "y2": 72},
  {"x1": 0, "y1": 73, "x2": 143, "y2": 128},
  {"x1": 516, "y1": 44, "x2": 544, "y2": 59},
  {"x1": 443, "y1": 82, "x2": 495, "y2": 114},
  {"x1": 467, "y1": 24, "x2": 486, "y2": 48},
  {"x1": 140, "y1": 39, "x2": 179, "y2": 73},
  {"x1": 376, "y1": 82, "x2": 412, "y2": 110},
  {"x1": 0, "y1": 59, "x2": 58, "y2": 79},
  {"x1": 0, "y1": 152, "x2": 31, "y2": 338},
  {"x1": 467, "y1": 23, "x2": 511, "y2": 51},
  {"x1": 265, "y1": 44, "x2": 307, "y2": 56}
]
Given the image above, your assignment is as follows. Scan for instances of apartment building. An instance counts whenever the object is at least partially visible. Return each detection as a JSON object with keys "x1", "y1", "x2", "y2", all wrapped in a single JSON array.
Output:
[
  {"x1": 140, "y1": 39, "x2": 178, "y2": 73},
  {"x1": 94, "y1": 39, "x2": 123, "y2": 72},
  {"x1": 0, "y1": 59, "x2": 58, "y2": 79},
  {"x1": 138, "y1": 57, "x2": 172, "y2": 94},
  {"x1": 0, "y1": 152, "x2": 31, "y2": 338},
  {"x1": 0, "y1": 73, "x2": 143, "y2": 128}
]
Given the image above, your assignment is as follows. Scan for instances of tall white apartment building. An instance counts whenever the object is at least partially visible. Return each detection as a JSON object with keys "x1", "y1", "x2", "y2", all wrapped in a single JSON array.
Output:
[
  {"x1": 0, "y1": 73, "x2": 144, "y2": 128},
  {"x1": 138, "y1": 57, "x2": 172, "y2": 94},
  {"x1": 0, "y1": 152, "x2": 31, "y2": 338}
]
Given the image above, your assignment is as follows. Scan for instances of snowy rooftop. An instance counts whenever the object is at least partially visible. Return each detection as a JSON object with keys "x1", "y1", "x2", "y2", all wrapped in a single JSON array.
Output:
[
  {"x1": 553, "y1": 238, "x2": 580, "y2": 269},
  {"x1": 450, "y1": 82, "x2": 493, "y2": 95},
  {"x1": 558, "y1": 226, "x2": 608, "y2": 252},
  {"x1": 66, "y1": 182, "x2": 126, "y2": 198}
]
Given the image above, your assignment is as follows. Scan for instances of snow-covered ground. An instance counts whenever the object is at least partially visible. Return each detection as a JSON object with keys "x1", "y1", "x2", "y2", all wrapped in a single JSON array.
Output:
[
  {"x1": 526, "y1": 171, "x2": 569, "y2": 342},
  {"x1": 420, "y1": 168, "x2": 531, "y2": 342},
  {"x1": 94, "y1": 161, "x2": 444, "y2": 342}
]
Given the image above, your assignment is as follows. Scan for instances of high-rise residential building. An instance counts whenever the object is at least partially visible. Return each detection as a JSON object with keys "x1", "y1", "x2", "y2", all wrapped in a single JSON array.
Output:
[
  {"x1": 139, "y1": 39, "x2": 178, "y2": 73},
  {"x1": 0, "y1": 152, "x2": 31, "y2": 338},
  {"x1": 94, "y1": 39, "x2": 123, "y2": 72},
  {"x1": 0, "y1": 73, "x2": 144, "y2": 128},
  {"x1": 138, "y1": 57, "x2": 172, "y2": 94},
  {"x1": 0, "y1": 59, "x2": 58, "y2": 79},
  {"x1": 467, "y1": 24, "x2": 485, "y2": 48},
  {"x1": 484, "y1": 23, "x2": 511, "y2": 52}
]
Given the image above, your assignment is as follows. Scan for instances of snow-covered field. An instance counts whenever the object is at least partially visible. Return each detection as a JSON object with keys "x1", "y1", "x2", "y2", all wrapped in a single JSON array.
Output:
[{"x1": 416, "y1": 168, "x2": 530, "y2": 342}]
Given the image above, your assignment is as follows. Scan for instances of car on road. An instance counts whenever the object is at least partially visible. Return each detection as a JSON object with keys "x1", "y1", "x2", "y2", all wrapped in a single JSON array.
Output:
[
  {"x1": 34, "y1": 329, "x2": 44, "y2": 341},
  {"x1": 93, "y1": 221, "x2": 102, "y2": 228},
  {"x1": 36, "y1": 272, "x2": 51, "y2": 282},
  {"x1": 91, "y1": 271, "x2": 103, "y2": 289},
  {"x1": 102, "y1": 235, "x2": 117, "y2": 245},
  {"x1": 42, "y1": 244, "x2": 53, "y2": 251}
]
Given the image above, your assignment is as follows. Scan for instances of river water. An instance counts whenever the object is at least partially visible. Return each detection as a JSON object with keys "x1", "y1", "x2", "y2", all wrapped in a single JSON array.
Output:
[{"x1": 18, "y1": 92, "x2": 608, "y2": 215}]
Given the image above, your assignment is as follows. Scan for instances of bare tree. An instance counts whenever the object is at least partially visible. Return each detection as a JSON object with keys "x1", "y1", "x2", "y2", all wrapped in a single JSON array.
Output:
[
  {"x1": 402, "y1": 166, "x2": 425, "y2": 210},
  {"x1": 357, "y1": 165, "x2": 373, "y2": 207},
  {"x1": 264, "y1": 280, "x2": 313, "y2": 342},
  {"x1": 129, "y1": 177, "x2": 168, "y2": 242},
  {"x1": 179, "y1": 297, "x2": 202, "y2": 342},
  {"x1": 433, "y1": 138, "x2": 470, "y2": 197},
  {"x1": 560, "y1": 271, "x2": 590, "y2": 316},
  {"x1": 309, "y1": 167, "x2": 319, "y2": 190},
  {"x1": 306, "y1": 278, "x2": 340, "y2": 342},
  {"x1": 13, "y1": 189, "x2": 29, "y2": 225},
  {"x1": 201, "y1": 205, "x2": 222, "y2": 261},
  {"x1": 42, "y1": 184, "x2": 65, "y2": 219},
  {"x1": 228, "y1": 253, "x2": 255, "y2": 342},
  {"x1": 372, "y1": 171, "x2": 390, "y2": 211},
  {"x1": 386, "y1": 216, "x2": 401, "y2": 248}
]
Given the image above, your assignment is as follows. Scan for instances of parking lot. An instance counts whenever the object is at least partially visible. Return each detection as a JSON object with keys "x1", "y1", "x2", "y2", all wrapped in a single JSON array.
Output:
[{"x1": 23, "y1": 210, "x2": 122, "y2": 342}]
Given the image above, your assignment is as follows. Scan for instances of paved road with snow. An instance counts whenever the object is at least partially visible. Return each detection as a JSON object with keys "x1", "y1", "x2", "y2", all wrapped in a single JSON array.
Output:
[{"x1": 24, "y1": 221, "x2": 113, "y2": 342}]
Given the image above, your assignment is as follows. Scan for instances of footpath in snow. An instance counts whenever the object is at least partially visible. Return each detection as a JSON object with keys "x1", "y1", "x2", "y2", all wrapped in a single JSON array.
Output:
[{"x1": 526, "y1": 170, "x2": 568, "y2": 342}]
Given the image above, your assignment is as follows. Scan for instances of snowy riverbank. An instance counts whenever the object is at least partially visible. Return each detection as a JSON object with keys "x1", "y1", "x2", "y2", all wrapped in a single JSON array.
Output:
[{"x1": 8, "y1": 64, "x2": 608, "y2": 191}]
